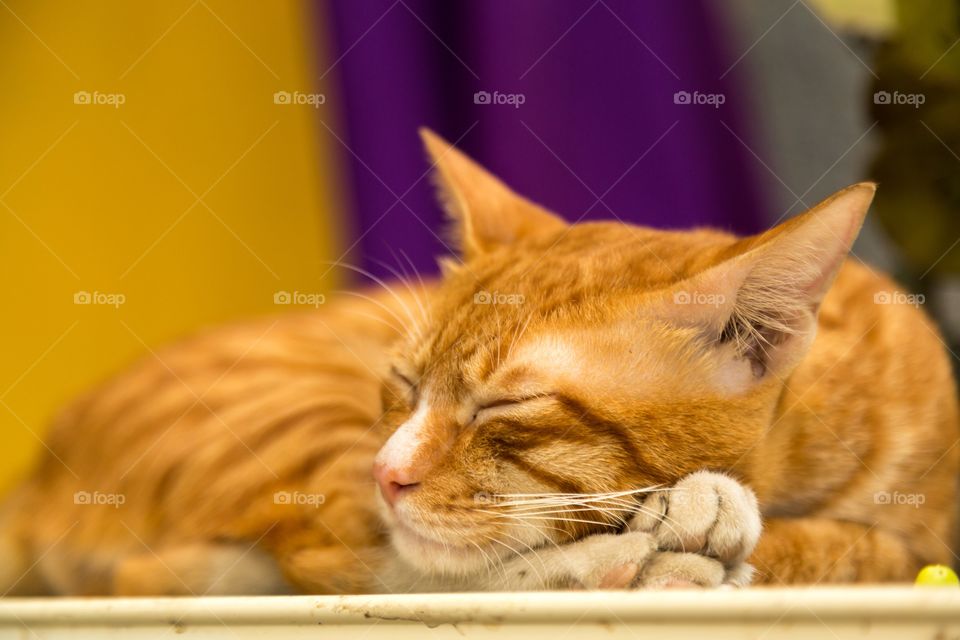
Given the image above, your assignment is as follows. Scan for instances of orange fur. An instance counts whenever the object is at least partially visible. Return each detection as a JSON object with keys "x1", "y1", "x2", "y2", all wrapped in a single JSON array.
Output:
[{"x1": 1, "y1": 130, "x2": 956, "y2": 594}]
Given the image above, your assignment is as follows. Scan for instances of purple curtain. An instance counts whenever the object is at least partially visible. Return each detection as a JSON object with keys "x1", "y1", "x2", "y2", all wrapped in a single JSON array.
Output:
[{"x1": 323, "y1": 0, "x2": 766, "y2": 279}]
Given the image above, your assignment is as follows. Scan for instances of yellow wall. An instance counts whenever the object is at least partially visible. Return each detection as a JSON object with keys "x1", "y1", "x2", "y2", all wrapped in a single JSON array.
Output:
[{"x1": 0, "y1": 1, "x2": 345, "y2": 490}]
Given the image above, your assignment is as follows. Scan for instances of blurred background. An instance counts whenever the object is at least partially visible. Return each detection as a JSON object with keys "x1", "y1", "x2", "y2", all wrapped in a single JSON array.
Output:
[{"x1": 1, "y1": 0, "x2": 958, "y2": 491}]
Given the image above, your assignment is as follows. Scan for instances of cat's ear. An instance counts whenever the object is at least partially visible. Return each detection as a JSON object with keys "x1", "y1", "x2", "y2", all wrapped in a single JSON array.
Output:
[
  {"x1": 419, "y1": 128, "x2": 567, "y2": 258},
  {"x1": 662, "y1": 183, "x2": 876, "y2": 383}
]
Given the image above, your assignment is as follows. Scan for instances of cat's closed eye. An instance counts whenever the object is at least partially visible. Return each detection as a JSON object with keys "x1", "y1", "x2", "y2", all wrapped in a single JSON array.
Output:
[
  {"x1": 469, "y1": 393, "x2": 555, "y2": 424},
  {"x1": 389, "y1": 366, "x2": 419, "y2": 405}
]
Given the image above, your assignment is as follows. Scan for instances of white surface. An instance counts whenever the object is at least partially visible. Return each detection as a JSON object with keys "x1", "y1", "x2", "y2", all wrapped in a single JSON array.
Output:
[{"x1": 0, "y1": 587, "x2": 957, "y2": 638}]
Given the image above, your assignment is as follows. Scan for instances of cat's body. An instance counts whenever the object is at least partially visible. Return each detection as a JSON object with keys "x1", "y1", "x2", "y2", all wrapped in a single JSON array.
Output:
[{"x1": 2, "y1": 131, "x2": 957, "y2": 595}]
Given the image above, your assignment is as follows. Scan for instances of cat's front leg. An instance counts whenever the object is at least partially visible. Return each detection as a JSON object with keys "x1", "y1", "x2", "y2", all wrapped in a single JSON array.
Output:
[{"x1": 749, "y1": 518, "x2": 920, "y2": 584}]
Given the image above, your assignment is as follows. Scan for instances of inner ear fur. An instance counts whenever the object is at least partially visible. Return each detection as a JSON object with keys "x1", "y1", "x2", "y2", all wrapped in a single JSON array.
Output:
[{"x1": 660, "y1": 183, "x2": 876, "y2": 378}]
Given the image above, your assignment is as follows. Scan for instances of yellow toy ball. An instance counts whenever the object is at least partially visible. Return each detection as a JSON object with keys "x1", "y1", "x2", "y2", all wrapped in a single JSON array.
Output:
[{"x1": 915, "y1": 565, "x2": 960, "y2": 587}]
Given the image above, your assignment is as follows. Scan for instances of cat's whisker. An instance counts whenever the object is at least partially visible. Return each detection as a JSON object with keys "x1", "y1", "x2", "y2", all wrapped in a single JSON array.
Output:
[
  {"x1": 337, "y1": 308, "x2": 404, "y2": 335},
  {"x1": 396, "y1": 249, "x2": 429, "y2": 298},
  {"x1": 498, "y1": 488, "x2": 670, "y2": 498},
  {"x1": 403, "y1": 508, "x2": 511, "y2": 582},
  {"x1": 492, "y1": 493, "x2": 647, "y2": 506},
  {"x1": 322, "y1": 260, "x2": 423, "y2": 330},
  {"x1": 485, "y1": 536, "x2": 544, "y2": 585},
  {"x1": 478, "y1": 532, "x2": 513, "y2": 580},
  {"x1": 501, "y1": 516, "x2": 576, "y2": 551},
  {"x1": 495, "y1": 505, "x2": 640, "y2": 518},
  {"x1": 494, "y1": 306, "x2": 503, "y2": 371},
  {"x1": 491, "y1": 510, "x2": 614, "y2": 541},
  {"x1": 370, "y1": 254, "x2": 431, "y2": 326},
  {"x1": 505, "y1": 507, "x2": 629, "y2": 535},
  {"x1": 337, "y1": 290, "x2": 416, "y2": 336},
  {"x1": 467, "y1": 537, "x2": 503, "y2": 582},
  {"x1": 485, "y1": 489, "x2": 691, "y2": 553},
  {"x1": 583, "y1": 495, "x2": 691, "y2": 541},
  {"x1": 489, "y1": 486, "x2": 666, "y2": 501},
  {"x1": 490, "y1": 513, "x2": 619, "y2": 529},
  {"x1": 474, "y1": 509, "x2": 573, "y2": 539},
  {"x1": 484, "y1": 487, "x2": 666, "y2": 509},
  {"x1": 447, "y1": 520, "x2": 503, "y2": 582},
  {"x1": 495, "y1": 493, "x2": 688, "y2": 538},
  {"x1": 482, "y1": 496, "x2": 691, "y2": 565},
  {"x1": 580, "y1": 502, "x2": 631, "y2": 525},
  {"x1": 627, "y1": 503, "x2": 689, "y2": 552},
  {"x1": 498, "y1": 530, "x2": 548, "y2": 585},
  {"x1": 507, "y1": 312, "x2": 535, "y2": 358}
]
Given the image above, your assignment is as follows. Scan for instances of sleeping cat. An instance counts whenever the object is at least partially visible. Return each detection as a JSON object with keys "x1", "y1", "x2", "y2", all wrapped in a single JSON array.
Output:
[{"x1": 0, "y1": 129, "x2": 956, "y2": 595}]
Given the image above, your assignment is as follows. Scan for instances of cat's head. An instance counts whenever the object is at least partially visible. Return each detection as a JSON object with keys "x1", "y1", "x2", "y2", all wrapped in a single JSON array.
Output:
[{"x1": 373, "y1": 129, "x2": 875, "y2": 576}]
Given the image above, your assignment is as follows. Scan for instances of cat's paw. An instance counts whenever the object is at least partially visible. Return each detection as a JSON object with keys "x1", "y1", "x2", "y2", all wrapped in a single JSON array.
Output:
[
  {"x1": 492, "y1": 472, "x2": 760, "y2": 590},
  {"x1": 545, "y1": 530, "x2": 726, "y2": 589},
  {"x1": 627, "y1": 470, "x2": 761, "y2": 582}
]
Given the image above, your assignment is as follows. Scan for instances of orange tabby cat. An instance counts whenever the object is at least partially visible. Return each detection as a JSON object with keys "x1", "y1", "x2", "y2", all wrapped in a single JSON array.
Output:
[{"x1": 1, "y1": 130, "x2": 956, "y2": 595}]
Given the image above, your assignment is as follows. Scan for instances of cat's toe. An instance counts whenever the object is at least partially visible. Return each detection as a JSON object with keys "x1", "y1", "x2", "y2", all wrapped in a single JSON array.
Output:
[
  {"x1": 598, "y1": 562, "x2": 640, "y2": 588},
  {"x1": 607, "y1": 551, "x2": 752, "y2": 590},
  {"x1": 629, "y1": 470, "x2": 762, "y2": 568},
  {"x1": 722, "y1": 561, "x2": 756, "y2": 587},
  {"x1": 637, "y1": 551, "x2": 726, "y2": 588},
  {"x1": 551, "y1": 530, "x2": 657, "y2": 589}
]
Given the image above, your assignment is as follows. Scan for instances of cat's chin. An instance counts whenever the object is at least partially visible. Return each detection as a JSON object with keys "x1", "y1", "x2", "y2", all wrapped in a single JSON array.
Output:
[{"x1": 388, "y1": 517, "x2": 493, "y2": 575}]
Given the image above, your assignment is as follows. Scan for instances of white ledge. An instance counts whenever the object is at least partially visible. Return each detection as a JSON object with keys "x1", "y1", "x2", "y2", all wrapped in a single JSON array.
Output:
[{"x1": 0, "y1": 587, "x2": 957, "y2": 638}]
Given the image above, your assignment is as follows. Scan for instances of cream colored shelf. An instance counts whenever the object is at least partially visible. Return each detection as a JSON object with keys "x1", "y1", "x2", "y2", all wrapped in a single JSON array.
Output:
[{"x1": 1, "y1": 587, "x2": 957, "y2": 638}]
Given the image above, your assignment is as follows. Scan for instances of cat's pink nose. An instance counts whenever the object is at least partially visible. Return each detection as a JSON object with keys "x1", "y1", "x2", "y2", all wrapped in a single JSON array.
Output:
[{"x1": 373, "y1": 460, "x2": 420, "y2": 507}]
